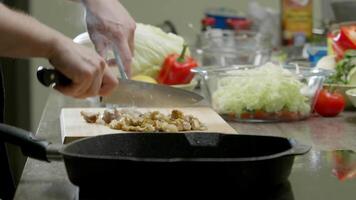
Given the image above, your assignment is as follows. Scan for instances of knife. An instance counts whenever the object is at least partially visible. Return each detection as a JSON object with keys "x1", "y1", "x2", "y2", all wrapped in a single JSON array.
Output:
[
  {"x1": 110, "y1": 46, "x2": 205, "y2": 107},
  {"x1": 36, "y1": 66, "x2": 71, "y2": 87},
  {"x1": 112, "y1": 45, "x2": 128, "y2": 80},
  {"x1": 36, "y1": 67, "x2": 204, "y2": 107}
]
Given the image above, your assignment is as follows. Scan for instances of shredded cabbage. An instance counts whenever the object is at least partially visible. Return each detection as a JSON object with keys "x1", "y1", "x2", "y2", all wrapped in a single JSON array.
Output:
[{"x1": 212, "y1": 63, "x2": 311, "y2": 115}]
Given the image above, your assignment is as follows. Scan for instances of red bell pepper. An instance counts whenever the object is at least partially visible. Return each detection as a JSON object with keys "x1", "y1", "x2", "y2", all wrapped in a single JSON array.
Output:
[
  {"x1": 157, "y1": 45, "x2": 198, "y2": 85},
  {"x1": 339, "y1": 25, "x2": 356, "y2": 49},
  {"x1": 333, "y1": 25, "x2": 356, "y2": 60}
]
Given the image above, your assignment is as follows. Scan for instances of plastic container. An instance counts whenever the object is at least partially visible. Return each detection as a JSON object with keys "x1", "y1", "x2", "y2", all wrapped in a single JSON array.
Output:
[
  {"x1": 204, "y1": 7, "x2": 244, "y2": 30},
  {"x1": 307, "y1": 45, "x2": 328, "y2": 67},
  {"x1": 192, "y1": 63, "x2": 331, "y2": 122}
]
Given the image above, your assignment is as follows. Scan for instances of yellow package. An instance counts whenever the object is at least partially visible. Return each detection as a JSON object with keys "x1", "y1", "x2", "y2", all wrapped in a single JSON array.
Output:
[{"x1": 281, "y1": 0, "x2": 313, "y2": 46}]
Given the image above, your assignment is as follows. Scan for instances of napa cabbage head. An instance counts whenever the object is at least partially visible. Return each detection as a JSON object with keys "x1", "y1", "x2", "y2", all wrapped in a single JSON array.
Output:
[
  {"x1": 132, "y1": 23, "x2": 189, "y2": 78},
  {"x1": 73, "y1": 23, "x2": 188, "y2": 78}
]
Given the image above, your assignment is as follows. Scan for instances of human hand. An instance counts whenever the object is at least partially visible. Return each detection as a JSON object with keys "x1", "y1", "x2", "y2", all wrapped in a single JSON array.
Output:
[
  {"x1": 48, "y1": 37, "x2": 118, "y2": 98},
  {"x1": 83, "y1": 0, "x2": 136, "y2": 76}
]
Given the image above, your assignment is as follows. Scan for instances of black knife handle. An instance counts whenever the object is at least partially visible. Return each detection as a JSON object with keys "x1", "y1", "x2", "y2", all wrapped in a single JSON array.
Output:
[{"x1": 37, "y1": 66, "x2": 72, "y2": 87}]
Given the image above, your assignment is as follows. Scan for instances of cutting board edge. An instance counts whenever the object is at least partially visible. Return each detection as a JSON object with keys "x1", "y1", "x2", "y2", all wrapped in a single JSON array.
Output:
[{"x1": 60, "y1": 110, "x2": 66, "y2": 144}]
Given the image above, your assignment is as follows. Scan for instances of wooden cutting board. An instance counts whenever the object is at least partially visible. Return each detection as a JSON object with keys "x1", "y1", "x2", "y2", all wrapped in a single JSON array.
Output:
[{"x1": 60, "y1": 107, "x2": 237, "y2": 144}]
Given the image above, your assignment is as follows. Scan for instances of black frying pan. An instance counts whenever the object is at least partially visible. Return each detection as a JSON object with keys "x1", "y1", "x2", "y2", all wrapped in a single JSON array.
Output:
[{"x1": 0, "y1": 123, "x2": 310, "y2": 193}]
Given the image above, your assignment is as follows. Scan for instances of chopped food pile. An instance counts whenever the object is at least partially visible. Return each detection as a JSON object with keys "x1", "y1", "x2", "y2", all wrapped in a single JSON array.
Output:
[
  {"x1": 211, "y1": 63, "x2": 311, "y2": 121},
  {"x1": 80, "y1": 109, "x2": 207, "y2": 132}
]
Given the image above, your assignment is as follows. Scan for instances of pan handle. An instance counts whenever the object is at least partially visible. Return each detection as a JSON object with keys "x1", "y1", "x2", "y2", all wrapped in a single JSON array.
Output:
[
  {"x1": 37, "y1": 66, "x2": 72, "y2": 87},
  {"x1": 0, "y1": 123, "x2": 51, "y2": 162},
  {"x1": 288, "y1": 139, "x2": 311, "y2": 156}
]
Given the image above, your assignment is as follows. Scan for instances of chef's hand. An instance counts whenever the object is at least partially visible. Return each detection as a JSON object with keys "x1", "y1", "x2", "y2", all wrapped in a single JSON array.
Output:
[
  {"x1": 82, "y1": 0, "x2": 136, "y2": 76},
  {"x1": 48, "y1": 37, "x2": 118, "y2": 99}
]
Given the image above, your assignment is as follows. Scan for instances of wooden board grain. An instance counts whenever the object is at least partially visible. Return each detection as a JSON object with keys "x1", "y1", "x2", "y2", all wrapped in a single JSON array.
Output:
[{"x1": 60, "y1": 107, "x2": 237, "y2": 144}]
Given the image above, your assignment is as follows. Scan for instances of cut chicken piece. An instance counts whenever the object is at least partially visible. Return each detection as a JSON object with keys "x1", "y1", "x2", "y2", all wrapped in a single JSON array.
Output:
[
  {"x1": 102, "y1": 109, "x2": 117, "y2": 124},
  {"x1": 171, "y1": 109, "x2": 184, "y2": 120},
  {"x1": 81, "y1": 108, "x2": 206, "y2": 132},
  {"x1": 80, "y1": 111, "x2": 100, "y2": 123}
]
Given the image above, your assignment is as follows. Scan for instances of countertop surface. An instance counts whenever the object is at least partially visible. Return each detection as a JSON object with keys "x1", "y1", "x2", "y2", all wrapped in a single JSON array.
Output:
[{"x1": 14, "y1": 91, "x2": 356, "y2": 200}]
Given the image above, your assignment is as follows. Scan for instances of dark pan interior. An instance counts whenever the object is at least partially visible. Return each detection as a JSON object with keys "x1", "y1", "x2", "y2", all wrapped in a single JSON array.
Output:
[{"x1": 62, "y1": 133, "x2": 292, "y2": 160}]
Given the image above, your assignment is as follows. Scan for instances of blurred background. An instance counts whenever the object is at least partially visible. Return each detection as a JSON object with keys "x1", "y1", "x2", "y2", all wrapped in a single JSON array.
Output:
[
  {"x1": 3, "y1": 0, "x2": 350, "y2": 133},
  {"x1": 2, "y1": 0, "x2": 356, "y2": 185}
]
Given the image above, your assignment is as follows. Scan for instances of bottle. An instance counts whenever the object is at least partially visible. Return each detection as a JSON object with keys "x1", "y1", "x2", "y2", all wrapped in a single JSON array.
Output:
[{"x1": 281, "y1": 0, "x2": 313, "y2": 46}]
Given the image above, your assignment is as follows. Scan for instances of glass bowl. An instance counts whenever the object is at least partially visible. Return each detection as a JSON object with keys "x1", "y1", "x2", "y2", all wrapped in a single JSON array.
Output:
[
  {"x1": 192, "y1": 63, "x2": 331, "y2": 122},
  {"x1": 171, "y1": 79, "x2": 198, "y2": 91},
  {"x1": 194, "y1": 30, "x2": 271, "y2": 66},
  {"x1": 346, "y1": 88, "x2": 356, "y2": 109}
]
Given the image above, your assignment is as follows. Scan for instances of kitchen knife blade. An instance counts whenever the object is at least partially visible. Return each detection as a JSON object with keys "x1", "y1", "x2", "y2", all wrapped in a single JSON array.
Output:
[{"x1": 37, "y1": 67, "x2": 204, "y2": 107}]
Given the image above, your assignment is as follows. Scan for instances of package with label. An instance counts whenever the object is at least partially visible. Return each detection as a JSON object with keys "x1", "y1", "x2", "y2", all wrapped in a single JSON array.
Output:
[{"x1": 281, "y1": 0, "x2": 313, "y2": 46}]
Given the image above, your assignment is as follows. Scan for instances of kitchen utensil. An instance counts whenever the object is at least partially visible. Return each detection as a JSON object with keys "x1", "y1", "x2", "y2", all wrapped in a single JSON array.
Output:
[
  {"x1": 60, "y1": 107, "x2": 237, "y2": 144},
  {"x1": 0, "y1": 123, "x2": 310, "y2": 193},
  {"x1": 36, "y1": 67, "x2": 204, "y2": 107},
  {"x1": 37, "y1": 66, "x2": 71, "y2": 87},
  {"x1": 112, "y1": 46, "x2": 128, "y2": 79},
  {"x1": 192, "y1": 64, "x2": 331, "y2": 122}
]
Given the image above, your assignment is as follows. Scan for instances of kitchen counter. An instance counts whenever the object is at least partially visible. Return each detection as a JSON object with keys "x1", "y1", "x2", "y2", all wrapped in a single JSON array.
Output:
[{"x1": 14, "y1": 91, "x2": 356, "y2": 200}]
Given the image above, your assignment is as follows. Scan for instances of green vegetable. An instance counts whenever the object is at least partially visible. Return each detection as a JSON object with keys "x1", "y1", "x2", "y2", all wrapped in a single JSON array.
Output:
[
  {"x1": 212, "y1": 63, "x2": 311, "y2": 116},
  {"x1": 131, "y1": 23, "x2": 189, "y2": 78},
  {"x1": 325, "y1": 50, "x2": 356, "y2": 84},
  {"x1": 73, "y1": 23, "x2": 189, "y2": 79},
  {"x1": 347, "y1": 67, "x2": 356, "y2": 85}
]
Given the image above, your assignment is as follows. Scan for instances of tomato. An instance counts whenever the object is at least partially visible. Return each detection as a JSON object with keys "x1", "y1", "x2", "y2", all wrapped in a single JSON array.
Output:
[
  {"x1": 254, "y1": 110, "x2": 269, "y2": 119},
  {"x1": 227, "y1": 112, "x2": 237, "y2": 120},
  {"x1": 331, "y1": 151, "x2": 356, "y2": 181},
  {"x1": 240, "y1": 112, "x2": 252, "y2": 119},
  {"x1": 314, "y1": 89, "x2": 345, "y2": 117},
  {"x1": 279, "y1": 111, "x2": 300, "y2": 121}
]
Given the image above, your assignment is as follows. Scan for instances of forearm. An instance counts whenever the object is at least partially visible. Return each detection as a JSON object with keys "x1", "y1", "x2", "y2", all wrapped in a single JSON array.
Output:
[{"x1": 0, "y1": 3, "x2": 69, "y2": 59}]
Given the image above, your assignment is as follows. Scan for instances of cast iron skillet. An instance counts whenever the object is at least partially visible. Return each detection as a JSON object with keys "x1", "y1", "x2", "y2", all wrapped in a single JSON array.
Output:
[{"x1": 0, "y1": 123, "x2": 310, "y2": 192}]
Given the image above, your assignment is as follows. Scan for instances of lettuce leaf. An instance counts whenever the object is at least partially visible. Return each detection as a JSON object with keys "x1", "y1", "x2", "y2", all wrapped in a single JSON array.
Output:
[
  {"x1": 73, "y1": 23, "x2": 188, "y2": 78},
  {"x1": 132, "y1": 23, "x2": 188, "y2": 78}
]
